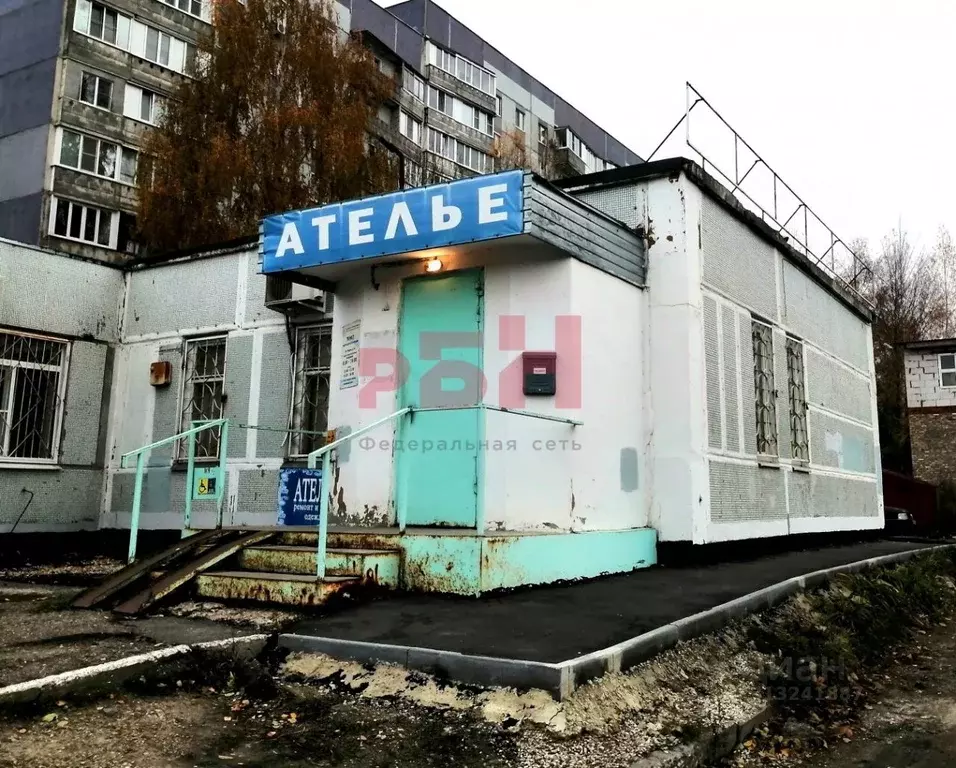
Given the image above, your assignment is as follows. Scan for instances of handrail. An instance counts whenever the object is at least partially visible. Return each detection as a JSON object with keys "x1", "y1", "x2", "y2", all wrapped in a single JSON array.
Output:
[
  {"x1": 122, "y1": 418, "x2": 229, "y2": 565},
  {"x1": 306, "y1": 407, "x2": 412, "y2": 578},
  {"x1": 303, "y1": 404, "x2": 579, "y2": 579}
]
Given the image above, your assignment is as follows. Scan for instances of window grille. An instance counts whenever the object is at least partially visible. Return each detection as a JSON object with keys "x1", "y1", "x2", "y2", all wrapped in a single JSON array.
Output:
[
  {"x1": 291, "y1": 326, "x2": 331, "y2": 456},
  {"x1": 786, "y1": 338, "x2": 809, "y2": 462},
  {"x1": 178, "y1": 336, "x2": 226, "y2": 459},
  {"x1": 752, "y1": 321, "x2": 778, "y2": 457},
  {"x1": 0, "y1": 331, "x2": 68, "y2": 462}
]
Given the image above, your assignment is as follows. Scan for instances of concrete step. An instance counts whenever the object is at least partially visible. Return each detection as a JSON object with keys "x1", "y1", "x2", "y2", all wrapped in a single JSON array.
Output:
[
  {"x1": 279, "y1": 528, "x2": 402, "y2": 551},
  {"x1": 195, "y1": 571, "x2": 359, "y2": 607},
  {"x1": 238, "y1": 545, "x2": 400, "y2": 587}
]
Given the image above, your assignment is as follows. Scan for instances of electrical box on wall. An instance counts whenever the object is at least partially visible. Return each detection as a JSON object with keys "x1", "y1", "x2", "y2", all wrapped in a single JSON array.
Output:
[
  {"x1": 149, "y1": 361, "x2": 172, "y2": 387},
  {"x1": 522, "y1": 351, "x2": 557, "y2": 396}
]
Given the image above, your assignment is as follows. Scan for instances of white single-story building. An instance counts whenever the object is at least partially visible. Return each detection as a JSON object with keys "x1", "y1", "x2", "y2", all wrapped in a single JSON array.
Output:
[{"x1": 0, "y1": 157, "x2": 883, "y2": 596}]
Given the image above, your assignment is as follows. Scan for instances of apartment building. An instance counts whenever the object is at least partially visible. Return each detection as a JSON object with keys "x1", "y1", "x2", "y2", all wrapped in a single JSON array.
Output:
[{"x1": 0, "y1": 0, "x2": 641, "y2": 263}]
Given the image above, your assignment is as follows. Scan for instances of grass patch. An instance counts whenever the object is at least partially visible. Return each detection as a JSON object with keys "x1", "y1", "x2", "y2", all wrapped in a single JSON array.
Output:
[{"x1": 748, "y1": 548, "x2": 956, "y2": 723}]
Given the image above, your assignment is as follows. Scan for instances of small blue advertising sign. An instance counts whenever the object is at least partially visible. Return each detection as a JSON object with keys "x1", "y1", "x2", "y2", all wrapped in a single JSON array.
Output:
[
  {"x1": 259, "y1": 170, "x2": 525, "y2": 273},
  {"x1": 276, "y1": 468, "x2": 323, "y2": 526}
]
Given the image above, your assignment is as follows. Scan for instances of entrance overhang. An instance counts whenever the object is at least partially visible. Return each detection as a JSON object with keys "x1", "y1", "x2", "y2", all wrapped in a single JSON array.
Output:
[{"x1": 258, "y1": 170, "x2": 646, "y2": 290}]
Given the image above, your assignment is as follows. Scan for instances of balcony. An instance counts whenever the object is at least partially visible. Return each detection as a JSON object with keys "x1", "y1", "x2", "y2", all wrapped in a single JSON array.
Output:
[
  {"x1": 425, "y1": 65, "x2": 496, "y2": 115},
  {"x1": 426, "y1": 110, "x2": 494, "y2": 155}
]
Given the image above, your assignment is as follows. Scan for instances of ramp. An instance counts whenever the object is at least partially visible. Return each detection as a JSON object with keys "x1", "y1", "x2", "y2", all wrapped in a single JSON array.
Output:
[
  {"x1": 113, "y1": 530, "x2": 276, "y2": 616},
  {"x1": 71, "y1": 529, "x2": 225, "y2": 609}
]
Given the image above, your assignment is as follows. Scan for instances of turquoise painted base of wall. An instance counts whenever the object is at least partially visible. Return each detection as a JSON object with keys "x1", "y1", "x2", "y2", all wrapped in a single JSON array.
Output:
[{"x1": 399, "y1": 528, "x2": 658, "y2": 596}]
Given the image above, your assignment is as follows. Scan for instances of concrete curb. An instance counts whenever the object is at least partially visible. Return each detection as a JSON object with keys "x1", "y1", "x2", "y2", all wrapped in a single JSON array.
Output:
[
  {"x1": 279, "y1": 633, "x2": 566, "y2": 693},
  {"x1": 556, "y1": 544, "x2": 956, "y2": 696},
  {"x1": 630, "y1": 707, "x2": 773, "y2": 768},
  {"x1": 281, "y1": 544, "x2": 955, "y2": 700},
  {"x1": 0, "y1": 634, "x2": 269, "y2": 707}
]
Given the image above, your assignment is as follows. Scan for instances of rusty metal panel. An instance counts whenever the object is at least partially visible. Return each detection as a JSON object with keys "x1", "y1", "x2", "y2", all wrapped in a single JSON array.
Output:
[{"x1": 196, "y1": 572, "x2": 357, "y2": 607}]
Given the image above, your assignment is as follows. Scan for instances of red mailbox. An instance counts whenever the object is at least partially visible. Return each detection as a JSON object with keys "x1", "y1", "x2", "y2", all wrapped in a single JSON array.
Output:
[{"x1": 522, "y1": 351, "x2": 557, "y2": 396}]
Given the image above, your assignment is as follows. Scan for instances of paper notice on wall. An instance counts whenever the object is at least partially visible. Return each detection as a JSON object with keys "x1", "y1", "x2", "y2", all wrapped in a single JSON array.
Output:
[{"x1": 340, "y1": 320, "x2": 361, "y2": 389}]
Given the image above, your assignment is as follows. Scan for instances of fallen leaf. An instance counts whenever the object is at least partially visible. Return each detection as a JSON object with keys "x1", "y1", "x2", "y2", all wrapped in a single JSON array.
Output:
[{"x1": 41, "y1": 713, "x2": 57, "y2": 723}]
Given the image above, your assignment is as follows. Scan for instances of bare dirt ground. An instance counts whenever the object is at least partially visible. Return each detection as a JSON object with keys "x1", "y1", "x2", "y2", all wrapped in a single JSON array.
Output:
[
  {"x1": 725, "y1": 620, "x2": 956, "y2": 767},
  {"x1": 0, "y1": 582, "x2": 253, "y2": 686}
]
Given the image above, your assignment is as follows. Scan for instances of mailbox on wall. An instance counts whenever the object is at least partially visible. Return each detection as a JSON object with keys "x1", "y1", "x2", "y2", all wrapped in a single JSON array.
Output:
[{"x1": 522, "y1": 351, "x2": 557, "y2": 396}]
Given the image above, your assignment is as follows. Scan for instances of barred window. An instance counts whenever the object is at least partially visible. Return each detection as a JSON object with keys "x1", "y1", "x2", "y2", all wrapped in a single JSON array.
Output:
[
  {"x1": 178, "y1": 336, "x2": 226, "y2": 459},
  {"x1": 786, "y1": 338, "x2": 809, "y2": 463},
  {"x1": 752, "y1": 320, "x2": 778, "y2": 457},
  {"x1": 291, "y1": 326, "x2": 331, "y2": 457},
  {"x1": 0, "y1": 331, "x2": 69, "y2": 462}
]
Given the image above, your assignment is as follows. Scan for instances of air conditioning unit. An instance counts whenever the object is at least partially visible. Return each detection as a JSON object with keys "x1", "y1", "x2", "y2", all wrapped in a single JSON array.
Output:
[{"x1": 264, "y1": 275, "x2": 330, "y2": 314}]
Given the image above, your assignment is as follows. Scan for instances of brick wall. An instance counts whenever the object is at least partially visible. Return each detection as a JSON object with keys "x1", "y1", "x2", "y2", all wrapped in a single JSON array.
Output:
[
  {"x1": 905, "y1": 349, "x2": 956, "y2": 408},
  {"x1": 910, "y1": 410, "x2": 956, "y2": 485}
]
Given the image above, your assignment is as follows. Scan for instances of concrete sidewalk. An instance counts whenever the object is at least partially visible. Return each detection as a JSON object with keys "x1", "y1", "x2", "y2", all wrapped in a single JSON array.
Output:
[{"x1": 291, "y1": 539, "x2": 940, "y2": 664}]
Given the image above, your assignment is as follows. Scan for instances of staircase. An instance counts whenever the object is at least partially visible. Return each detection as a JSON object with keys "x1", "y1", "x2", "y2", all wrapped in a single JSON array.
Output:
[{"x1": 195, "y1": 529, "x2": 402, "y2": 607}]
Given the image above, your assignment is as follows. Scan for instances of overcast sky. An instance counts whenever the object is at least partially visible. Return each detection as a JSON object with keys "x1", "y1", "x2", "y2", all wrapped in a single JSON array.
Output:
[{"x1": 380, "y1": 0, "x2": 956, "y2": 257}]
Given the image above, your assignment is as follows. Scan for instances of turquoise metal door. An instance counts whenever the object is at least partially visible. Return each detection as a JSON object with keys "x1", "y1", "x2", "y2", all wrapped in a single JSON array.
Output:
[{"x1": 397, "y1": 270, "x2": 482, "y2": 527}]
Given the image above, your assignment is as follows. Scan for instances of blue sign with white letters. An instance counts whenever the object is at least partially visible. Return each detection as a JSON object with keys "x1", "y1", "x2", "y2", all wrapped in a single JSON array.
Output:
[
  {"x1": 260, "y1": 170, "x2": 525, "y2": 273},
  {"x1": 276, "y1": 468, "x2": 323, "y2": 526}
]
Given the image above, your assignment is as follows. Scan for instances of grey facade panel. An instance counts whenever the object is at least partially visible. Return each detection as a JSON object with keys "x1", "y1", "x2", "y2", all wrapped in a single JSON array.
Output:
[
  {"x1": 809, "y1": 410, "x2": 876, "y2": 475},
  {"x1": 126, "y1": 256, "x2": 240, "y2": 337},
  {"x1": 0, "y1": 193, "x2": 42, "y2": 244},
  {"x1": 256, "y1": 331, "x2": 292, "y2": 458},
  {"x1": 523, "y1": 176, "x2": 645, "y2": 285},
  {"x1": 61, "y1": 341, "x2": 107, "y2": 467},
  {"x1": 224, "y1": 334, "x2": 253, "y2": 458},
  {"x1": 701, "y1": 195, "x2": 778, "y2": 323},
  {"x1": 0, "y1": 125, "x2": 49, "y2": 201},
  {"x1": 709, "y1": 461, "x2": 787, "y2": 522},
  {"x1": 722, "y1": 305, "x2": 740, "y2": 452},
  {"x1": 805, "y1": 348, "x2": 873, "y2": 424},
  {"x1": 704, "y1": 296, "x2": 721, "y2": 449},
  {"x1": 773, "y1": 329, "x2": 791, "y2": 460},
  {"x1": 237, "y1": 468, "x2": 281, "y2": 518},
  {"x1": 0, "y1": 237, "x2": 123, "y2": 339},
  {"x1": 1, "y1": 468, "x2": 101, "y2": 527},
  {"x1": 0, "y1": 0, "x2": 62, "y2": 76},
  {"x1": 740, "y1": 314, "x2": 758, "y2": 456},
  {"x1": 0, "y1": 57, "x2": 57, "y2": 137},
  {"x1": 151, "y1": 345, "x2": 183, "y2": 464}
]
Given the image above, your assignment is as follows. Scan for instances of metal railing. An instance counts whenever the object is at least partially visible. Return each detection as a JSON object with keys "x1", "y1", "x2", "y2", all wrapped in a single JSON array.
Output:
[
  {"x1": 645, "y1": 82, "x2": 873, "y2": 306},
  {"x1": 306, "y1": 404, "x2": 581, "y2": 579},
  {"x1": 120, "y1": 418, "x2": 229, "y2": 564}
]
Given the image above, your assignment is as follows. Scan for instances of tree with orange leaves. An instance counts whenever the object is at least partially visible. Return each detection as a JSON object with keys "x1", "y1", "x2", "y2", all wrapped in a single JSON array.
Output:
[{"x1": 136, "y1": 0, "x2": 397, "y2": 254}]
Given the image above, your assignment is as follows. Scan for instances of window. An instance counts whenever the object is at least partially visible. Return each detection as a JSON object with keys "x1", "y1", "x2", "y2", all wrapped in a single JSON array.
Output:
[
  {"x1": 941, "y1": 354, "x2": 956, "y2": 387},
  {"x1": 427, "y1": 86, "x2": 450, "y2": 115},
  {"x1": 58, "y1": 129, "x2": 137, "y2": 184},
  {"x1": 80, "y1": 72, "x2": 113, "y2": 110},
  {"x1": 159, "y1": 0, "x2": 205, "y2": 20},
  {"x1": 786, "y1": 338, "x2": 809, "y2": 463},
  {"x1": 49, "y1": 197, "x2": 116, "y2": 247},
  {"x1": 468, "y1": 105, "x2": 493, "y2": 136},
  {"x1": 752, "y1": 320, "x2": 778, "y2": 457},
  {"x1": 399, "y1": 111, "x2": 422, "y2": 145},
  {"x1": 538, "y1": 123, "x2": 549, "y2": 144},
  {"x1": 178, "y1": 337, "x2": 226, "y2": 459},
  {"x1": 402, "y1": 68, "x2": 425, "y2": 102},
  {"x1": 515, "y1": 108, "x2": 526, "y2": 132},
  {"x1": 0, "y1": 331, "x2": 68, "y2": 463},
  {"x1": 74, "y1": 0, "x2": 131, "y2": 48},
  {"x1": 145, "y1": 26, "x2": 172, "y2": 66},
  {"x1": 124, "y1": 84, "x2": 164, "y2": 124},
  {"x1": 496, "y1": 95, "x2": 502, "y2": 115},
  {"x1": 119, "y1": 148, "x2": 138, "y2": 184},
  {"x1": 291, "y1": 327, "x2": 331, "y2": 456}
]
